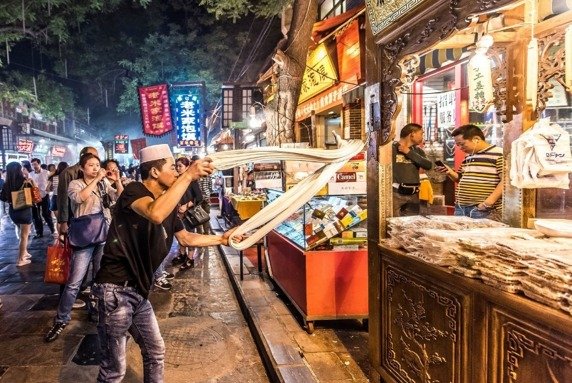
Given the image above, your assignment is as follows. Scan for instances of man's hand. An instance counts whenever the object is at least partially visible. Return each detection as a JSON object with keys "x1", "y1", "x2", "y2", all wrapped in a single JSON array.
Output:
[
  {"x1": 186, "y1": 158, "x2": 215, "y2": 181},
  {"x1": 222, "y1": 227, "x2": 242, "y2": 246}
]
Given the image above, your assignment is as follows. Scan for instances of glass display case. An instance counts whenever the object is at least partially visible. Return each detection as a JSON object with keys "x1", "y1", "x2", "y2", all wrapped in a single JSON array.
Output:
[{"x1": 267, "y1": 189, "x2": 367, "y2": 250}]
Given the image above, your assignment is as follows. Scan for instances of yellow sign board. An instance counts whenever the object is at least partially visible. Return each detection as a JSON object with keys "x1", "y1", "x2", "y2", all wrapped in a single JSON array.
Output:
[{"x1": 298, "y1": 43, "x2": 338, "y2": 104}]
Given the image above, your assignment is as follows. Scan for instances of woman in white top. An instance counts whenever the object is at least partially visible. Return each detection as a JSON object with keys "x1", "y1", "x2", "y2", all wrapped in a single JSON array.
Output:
[{"x1": 45, "y1": 153, "x2": 122, "y2": 342}]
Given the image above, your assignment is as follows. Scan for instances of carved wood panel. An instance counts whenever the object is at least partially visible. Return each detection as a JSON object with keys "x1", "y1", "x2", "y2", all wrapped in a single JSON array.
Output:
[
  {"x1": 490, "y1": 308, "x2": 572, "y2": 383},
  {"x1": 382, "y1": 262, "x2": 467, "y2": 383}
]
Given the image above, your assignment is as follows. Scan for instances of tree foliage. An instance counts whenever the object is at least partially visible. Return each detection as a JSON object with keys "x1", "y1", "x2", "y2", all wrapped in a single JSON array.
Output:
[{"x1": 198, "y1": 0, "x2": 290, "y2": 21}]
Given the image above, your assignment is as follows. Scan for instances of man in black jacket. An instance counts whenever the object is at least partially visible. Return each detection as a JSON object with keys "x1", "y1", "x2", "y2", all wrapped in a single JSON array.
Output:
[{"x1": 392, "y1": 123, "x2": 433, "y2": 216}]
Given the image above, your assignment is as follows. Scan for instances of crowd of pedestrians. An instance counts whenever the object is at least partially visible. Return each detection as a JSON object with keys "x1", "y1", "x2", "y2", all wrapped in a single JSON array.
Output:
[{"x1": 0, "y1": 144, "x2": 234, "y2": 381}]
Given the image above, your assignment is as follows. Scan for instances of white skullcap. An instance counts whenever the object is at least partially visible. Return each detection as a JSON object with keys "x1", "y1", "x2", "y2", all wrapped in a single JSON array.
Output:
[{"x1": 139, "y1": 144, "x2": 174, "y2": 164}]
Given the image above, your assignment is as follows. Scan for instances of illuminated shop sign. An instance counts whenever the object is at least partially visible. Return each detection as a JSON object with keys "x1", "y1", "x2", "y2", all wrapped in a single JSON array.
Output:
[
  {"x1": 51, "y1": 145, "x2": 66, "y2": 157},
  {"x1": 17, "y1": 138, "x2": 34, "y2": 153},
  {"x1": 299, "y1": 43, "x2": 338, "y2": 104},
  {"x1": 138, "y1": 84, "x2": 173, "y2": 136},
  {"x1": 114, "y1": 135, "x2": 129, "y2": 154},
  {"x1": 170, "y1": 84, "x2": 203, "y2": 147}
]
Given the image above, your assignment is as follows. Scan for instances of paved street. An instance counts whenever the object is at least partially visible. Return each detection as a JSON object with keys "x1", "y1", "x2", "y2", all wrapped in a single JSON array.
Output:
[{"x1": 0, "y1": 209, "x2": 268, "y2": 383}]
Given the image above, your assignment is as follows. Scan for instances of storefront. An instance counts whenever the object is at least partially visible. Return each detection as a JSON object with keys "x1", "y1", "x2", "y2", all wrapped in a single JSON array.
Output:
[
  {"x1": 364, "y1": 0, "x2": 572, "y2": 381},
  {"x1": 295, "y1": 5, "x2": 366, "y2": 147}
]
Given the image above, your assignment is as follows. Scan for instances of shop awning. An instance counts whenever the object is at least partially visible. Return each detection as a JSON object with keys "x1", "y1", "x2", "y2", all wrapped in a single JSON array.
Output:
[
  {"x1": 539, "y1": 0, "x2": 572, "y2": 20},
  {"x1": 31, "y1": 128, "x2": 77, "y2": 144},
  {"x1": 418, "y1": 47, "x2": 469, "y2": 75},
  {"x1": 312, "y1": 5, "x2": 365, "y2": 42}
]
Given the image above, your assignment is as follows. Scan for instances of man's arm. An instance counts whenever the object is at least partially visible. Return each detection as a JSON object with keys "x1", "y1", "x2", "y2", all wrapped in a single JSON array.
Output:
[
  {"x1": 405, "y1": 148, "x2": 433, "y2": 170},
  {"x1": 174, "y1": 227, "x2": 237, "y2": 247},
  {"x1": 130, "y1": 159, "x2": 214, "y2": 224},
  {"x1": 57, "y1": 168, "x2": 74, "y2": 232}
]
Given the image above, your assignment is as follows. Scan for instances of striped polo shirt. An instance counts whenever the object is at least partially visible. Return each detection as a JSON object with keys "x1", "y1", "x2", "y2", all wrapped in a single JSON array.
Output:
[{"x1": 456, "y1": 145, "x2": 503, "y2": 209}]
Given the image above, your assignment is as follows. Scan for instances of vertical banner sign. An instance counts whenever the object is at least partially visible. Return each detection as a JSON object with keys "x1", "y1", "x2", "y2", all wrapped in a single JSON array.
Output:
[
  {"x1": 130, "y1": 138, "x2": 147, "y2": 160},
  {"x1": 114, "y1": 135, "x2": 129, "y2": 154},
  {"x1": 170, "y1": 83, "x2": 203, "y2": 147},
  {"x1": 437, "y1": 91, "x2": 456, "y2": 131},
  {"x1": 138, "y1": 84, "x2": 173, "y2": 136}
]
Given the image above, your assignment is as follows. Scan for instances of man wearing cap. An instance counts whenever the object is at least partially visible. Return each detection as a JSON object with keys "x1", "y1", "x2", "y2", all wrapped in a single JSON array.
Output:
[{"x1": 91, "y1": 144, "x2": 237, "y2": 382}]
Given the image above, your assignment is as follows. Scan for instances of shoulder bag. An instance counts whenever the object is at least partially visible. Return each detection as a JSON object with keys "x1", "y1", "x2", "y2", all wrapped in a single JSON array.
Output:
[
  {"x1": 68, "y1": 211, "x2": 109, "y2": 248},
  {"x1": 11, "y1": 183, "x2": 33, "y2": 210},
  {"x1": 185, "y1": 202, "x2": 210, "y2": 228}
]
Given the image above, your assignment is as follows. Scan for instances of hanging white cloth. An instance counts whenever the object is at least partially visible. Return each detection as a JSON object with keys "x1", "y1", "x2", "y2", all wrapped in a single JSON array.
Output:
[
  {"x1": 510, "y1": 119, "x2": 572, "y2": 189},
  {"x1": 208, "y1": 133, "x2": 365, "y2": 250}
]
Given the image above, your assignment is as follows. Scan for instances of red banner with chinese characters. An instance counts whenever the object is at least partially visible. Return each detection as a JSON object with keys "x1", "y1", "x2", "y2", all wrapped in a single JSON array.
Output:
[
  {"x1": 130, "y1": 138, "x2": 147, "y2": 160},
  {"x1": 138, "y1": 84, "x2": 173, "y2": 136}
]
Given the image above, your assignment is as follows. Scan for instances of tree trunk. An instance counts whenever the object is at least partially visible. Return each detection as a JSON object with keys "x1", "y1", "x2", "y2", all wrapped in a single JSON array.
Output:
[{"x1": 265, "y1": 0, "x2": 317, "y2": 146}]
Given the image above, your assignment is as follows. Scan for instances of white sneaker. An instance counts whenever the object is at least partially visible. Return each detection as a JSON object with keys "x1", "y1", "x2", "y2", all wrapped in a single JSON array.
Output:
[
  {"x1": 153, "y1": 277, "x2": 172, "y2": 291},
  {"x1": 72, "y1": 299, "x2": 86, "y2": 309}
]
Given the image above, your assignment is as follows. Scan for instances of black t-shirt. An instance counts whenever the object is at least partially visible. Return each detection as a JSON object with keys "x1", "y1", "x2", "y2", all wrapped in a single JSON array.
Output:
[{"x1": 95, "y1": 182, "x2": 184, "y2": 298}]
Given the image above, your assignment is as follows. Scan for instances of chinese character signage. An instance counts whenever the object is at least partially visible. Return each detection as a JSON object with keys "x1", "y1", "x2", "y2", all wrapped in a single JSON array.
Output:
[
  {"x1": 17, "y1": 138, "x2": 34, "y2": 153},
  {"x1": 437, "y1": 91, "x2": 456, "y2": 131},
  {"x1": 170, "y1": 84, "x2": 203, "y2": 147},
  {"x1": 298, "y1": 43, "x2": 338, "y2": 104},
  {"x1": 138, "y1": 84, "x2": 173, "y2": 136},
  {"x1": 51, "y1": 145, "x2": 66, "y2": 157},
  {"x1": 114, "y1": 135, "x2": 129, "y2": 154},
  {"x1": 130, "y1": 138, "x2": 147, "y2": 160},
  {"x1": 365, "y1": 0, "x2": 428, "y2": 36},
  {"x1": 468, "y1": 56, "x2": 494, "y2": 113}
]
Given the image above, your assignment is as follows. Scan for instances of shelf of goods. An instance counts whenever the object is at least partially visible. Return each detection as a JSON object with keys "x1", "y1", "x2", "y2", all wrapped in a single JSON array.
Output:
[
  {"x1": 266, "y1": 190, "x2": 368, "y2": 333},
  {"x1": 378, "y1": 216, "x2": 572, "y2": 383}
]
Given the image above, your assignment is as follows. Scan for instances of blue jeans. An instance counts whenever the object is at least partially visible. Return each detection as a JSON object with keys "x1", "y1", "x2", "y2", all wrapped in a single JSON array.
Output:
[
  {"x1": 94, "y1": 283, "x2": 165, "y2": 383},
  {"x1": 55, "y1": 243, "x2": 104, "y2": 324},
  {"x1": 454, "y1": 204, "x2": 494, "y2": 219}
]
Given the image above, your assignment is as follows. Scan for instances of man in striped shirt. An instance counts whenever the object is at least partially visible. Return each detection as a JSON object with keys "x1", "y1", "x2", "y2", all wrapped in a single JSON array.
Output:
[{"x1": 435, "y1": 124, "x2": 503, "y2": 220}]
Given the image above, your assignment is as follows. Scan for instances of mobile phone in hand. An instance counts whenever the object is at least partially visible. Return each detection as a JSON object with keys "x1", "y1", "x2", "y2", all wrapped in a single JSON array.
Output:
[{"x1": 434, "y1": 160, "x2": 446, "y2": 167}]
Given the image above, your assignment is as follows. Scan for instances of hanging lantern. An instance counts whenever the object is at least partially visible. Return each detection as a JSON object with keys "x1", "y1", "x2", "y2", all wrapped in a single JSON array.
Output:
[
  {"x1": 565, "y1": 25, "x2": 572, "y2": 92},
  {"x1": 526, "y1": 37, "x2": 539, "y2": 111},
  {"x1": 468, "y1": 34, "x2": 494, "y2": 113}
]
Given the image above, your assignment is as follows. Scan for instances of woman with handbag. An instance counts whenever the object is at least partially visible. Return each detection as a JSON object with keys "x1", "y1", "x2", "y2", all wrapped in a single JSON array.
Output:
[
  {"x1": 0, "y1": 162, "x2": 34, "y2": 266},
  {"x1": 45, "y1": 153, "x2": 122, "y2": 342}
]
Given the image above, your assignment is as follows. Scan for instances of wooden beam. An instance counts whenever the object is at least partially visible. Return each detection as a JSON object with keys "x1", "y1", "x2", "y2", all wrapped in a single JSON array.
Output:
[{"x1": 535, "y1": 10, "x2": 572, "y2": 37}]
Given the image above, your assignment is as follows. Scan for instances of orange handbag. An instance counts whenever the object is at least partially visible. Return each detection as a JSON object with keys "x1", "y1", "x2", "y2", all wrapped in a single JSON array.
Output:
[
  {"x1": 44, "y1": 238, "x2": 72, "y2": 285},
  {"x1": 30, "y1": 185, "x2": 42, "y2": 204}
]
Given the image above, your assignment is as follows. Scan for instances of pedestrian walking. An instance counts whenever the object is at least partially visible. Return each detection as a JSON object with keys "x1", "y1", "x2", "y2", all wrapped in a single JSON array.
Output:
[
  {"x1": 0, "y1": 162, "x2": 34, "y2": 266},
  {"x1": 29, "y1": 158, "x2": 56, "y2": 237},
  {"x1": 92, "y1": 144, "x2": 238, "y2": 382},
  {"x1": 45, "y1": 153, "x2": 122, "y2": 342}
]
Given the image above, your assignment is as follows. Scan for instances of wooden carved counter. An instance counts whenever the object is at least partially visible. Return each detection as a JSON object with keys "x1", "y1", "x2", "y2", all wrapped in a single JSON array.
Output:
[{"x1": 377, "y1": 244, "x2": 572, "y2": 383}]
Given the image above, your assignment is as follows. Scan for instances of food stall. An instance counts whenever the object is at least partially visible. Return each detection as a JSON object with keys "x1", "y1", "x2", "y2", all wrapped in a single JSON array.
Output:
[
  {"x1": 363, "y1": 0, "x2": 572, "y2": 381},
  {"x1": 265, "y1": 154, "x2": 368, "y2": 333}
]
